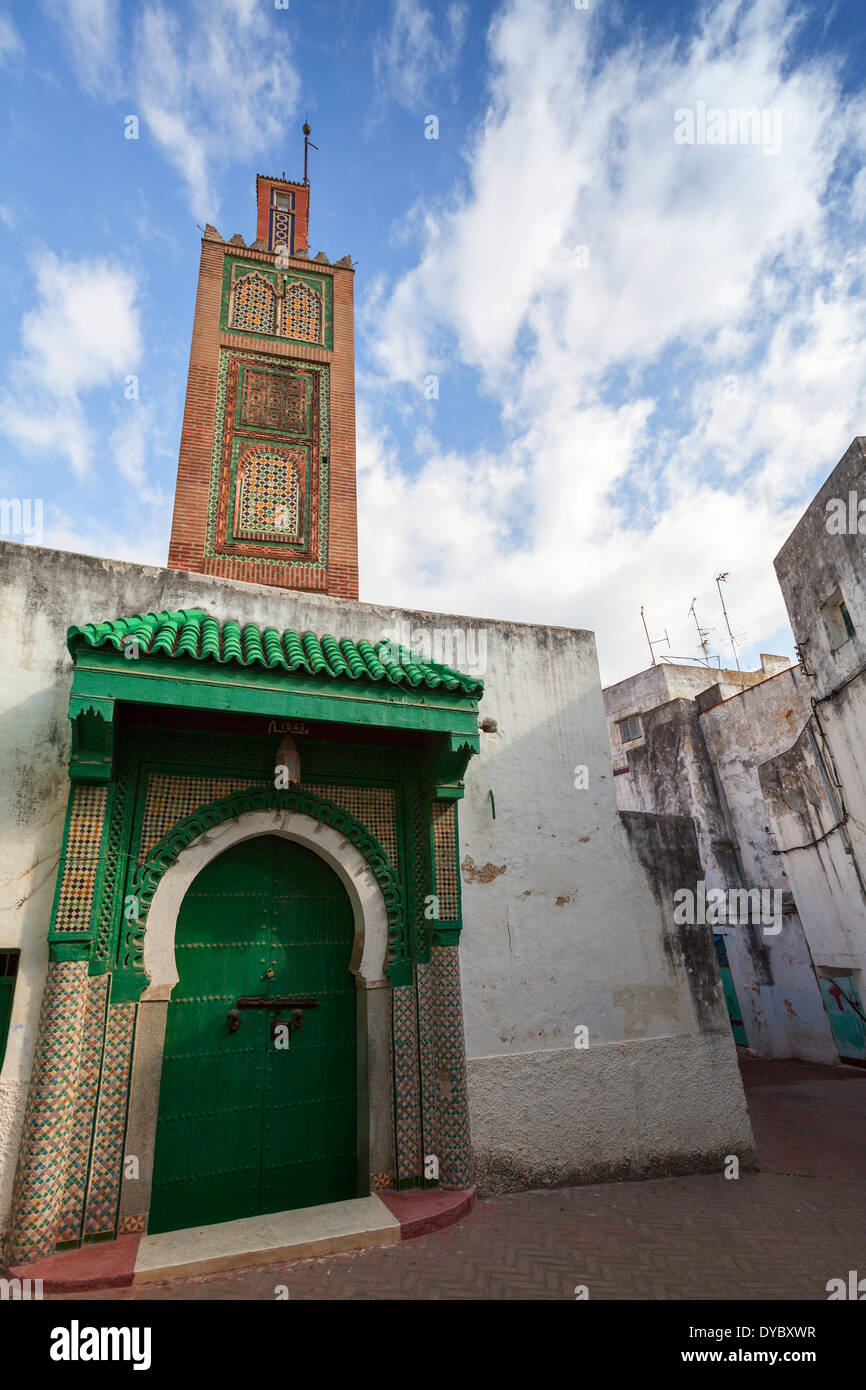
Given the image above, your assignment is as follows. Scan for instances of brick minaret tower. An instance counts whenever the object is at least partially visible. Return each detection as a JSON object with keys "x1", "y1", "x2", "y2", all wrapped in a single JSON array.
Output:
[{"x1": 167, "y1": 137, "x2": 358, "y2": 598}]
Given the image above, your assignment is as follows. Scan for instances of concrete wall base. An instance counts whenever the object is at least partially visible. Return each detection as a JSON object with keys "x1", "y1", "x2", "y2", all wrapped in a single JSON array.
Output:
[{"x1": 467, "y1": 1031, "x2": 757, "y2": 1196}]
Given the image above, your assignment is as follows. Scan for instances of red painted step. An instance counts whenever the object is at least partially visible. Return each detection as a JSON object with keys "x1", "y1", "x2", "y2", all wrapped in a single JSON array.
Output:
[
  {"x1": 378, "y1": 1186, "x2": 476, "y2": 1239},
  {"x1": 6, "y1": 1234, "x2": 140, "y2": 1293}
]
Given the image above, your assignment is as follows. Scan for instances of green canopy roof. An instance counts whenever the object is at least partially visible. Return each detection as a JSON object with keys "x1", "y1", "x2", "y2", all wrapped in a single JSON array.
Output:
[{"x1": 67, "y1": 608, "x2": 484, "y2": 697}]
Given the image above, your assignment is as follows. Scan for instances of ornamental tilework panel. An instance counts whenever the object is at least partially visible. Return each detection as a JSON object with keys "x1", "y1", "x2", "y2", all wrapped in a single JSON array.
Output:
[
  {"x1": 7, "y1": 962, "x2": 89, "y2": 1262},
  {"x1": 231, "y1": 273, "x2": 277, "y2": 335},
  {"x1": 391, "y1": 984, "x2": 422, "y2": 1182},
  {"x1": 304, "y1": 784, "x2": 398, "y2": 867},
  {"x1": 83, "y1": 1003, "x2": 136, "y2": 1236},
  {"x1": 54, "y1": 785, "x2": 108, "y2": 931},
  {"x1": 374, "y1": 989, "x2": 396, "y2": 1192},
  {"x1": 284, "y1": 281, "x2": 322, "y2": 343},
  {"x1": 241, "y1": 369, "x2": 306, "y2": 434},
  {"x1": 205, "y1": 349, "x2": 330, "y2": 574},
  {"x1": 139, "y1": 776, "x2": 398, "y2": 871},
  {"x1": 415, "y1": 961, "x2": 439, "y2": 1174},
  {"x1": 270, "y1": 207, "x2": 293, "y2": 253},
  {"x1": 432, "y1": 801, "x2": 459, "y2": 920},
  {"x1": 139, "y1": 776, "x2": 259, "y2": 860},
  {"x1": 54, "y1": 975, "x2": 109, "y2": 1244},
  {"x1": 236, "y1": 447, "x2": 302, "y2": 540},
  {"x1": 431, "y1": 946, "x2": 473, "y2": 1190},
  {"x1": 118, "y1": 1212, "x2": 147, "y2": 1234}
]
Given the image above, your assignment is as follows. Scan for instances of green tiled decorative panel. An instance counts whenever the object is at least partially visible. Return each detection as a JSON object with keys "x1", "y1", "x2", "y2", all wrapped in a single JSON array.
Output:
[{"x1": 220, "y1": 256, "x2": 334, "y2": 349}]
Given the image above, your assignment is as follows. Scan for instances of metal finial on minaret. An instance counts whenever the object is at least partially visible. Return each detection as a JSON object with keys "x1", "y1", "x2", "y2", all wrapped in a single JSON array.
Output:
[{"x1": 303, "y1": 121, "x2": 318, "y2": 186}]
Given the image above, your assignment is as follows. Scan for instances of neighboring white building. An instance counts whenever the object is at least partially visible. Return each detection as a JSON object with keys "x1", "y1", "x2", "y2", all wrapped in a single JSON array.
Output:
[
  {"x1": 766, "y1": 437, "x2": 866, "y2": 1062},
  {"x1": 604, "y1": 657, "x2": 836, "y2": 1061},
  {"x1": 603, "y1": 437, "x2": 866, "y2": 1068}
]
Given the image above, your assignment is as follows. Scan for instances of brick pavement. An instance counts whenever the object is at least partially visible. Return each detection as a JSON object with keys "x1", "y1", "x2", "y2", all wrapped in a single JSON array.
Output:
[
  {"x1": 49, "y1": 1058, "x2": 866, "y2": 1301},
  {"x1": 49, "y1": 1172, "x2": 865, "y2": 1302}
]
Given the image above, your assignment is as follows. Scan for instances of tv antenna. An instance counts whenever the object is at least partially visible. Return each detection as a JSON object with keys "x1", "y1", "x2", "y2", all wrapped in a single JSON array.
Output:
[
  {"x1": 715, "y1": 572, "x2": 746, "y2": 689},
  {"x1": 640, "y1": 606, "x2": 670, "y2": 667},
  {"x1": 687, "y1": 597, "x2": 714, "y2": 667}
]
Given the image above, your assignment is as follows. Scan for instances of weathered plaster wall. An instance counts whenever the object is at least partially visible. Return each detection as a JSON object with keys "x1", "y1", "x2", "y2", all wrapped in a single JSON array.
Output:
[
  {"x1": 700, "y1": 671, "x2": 838, "y2": 1063},
  {"x1": 611, "y1": 698, "x2": 739, "y2": 887},
  {"x1": 0, "y1": 554, "x2": 72, "y2": 1251},
  {"x1": 775, "y1": 437, "x2": 866, "y2": 906},
  {"x1": 603, "y1": 662, "x2": 836, "y2": 1062},
  {"x1": 467, "y1": 779, "x2": 752, "y2": 1196},
  {"x1": 0, "y1": 541, "x2": 754, "y2": 1233},
  {"x1": 604, "y1": 658, "x2": 789, "y2": 737},
  {"x1": 759, "y1": 726, "x2": 866, "y2": 973},
  {"x1": 775, "y1": 437, "x2": 866, "y2": 693},
  {"x1": 773, "y1": 436, "x2": 866, "y2": 1007}
]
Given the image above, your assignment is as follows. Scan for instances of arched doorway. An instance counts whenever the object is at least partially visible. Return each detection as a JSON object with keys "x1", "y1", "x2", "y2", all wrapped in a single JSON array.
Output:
[{"x1": 148, "y1": 834, "x2": 357, "y2": 1234}]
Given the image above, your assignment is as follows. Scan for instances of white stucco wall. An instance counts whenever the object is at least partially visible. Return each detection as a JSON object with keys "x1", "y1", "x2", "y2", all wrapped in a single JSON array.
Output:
[
  {"x1": 0, "y1": 541, "x2": 755, "y2": 1234},
  {"x1": 602, "y1": 660, "x2": 839, "y2": 1062},
  {"x1": 759, "y1": 721, "x2": 866, "y2": 975},
  {"x1": 700, "y1": 671, "x2": 838, "y2": 1063},
  {"x1": 773, "y1": 435, "x2": 866, "y2": 1007}
]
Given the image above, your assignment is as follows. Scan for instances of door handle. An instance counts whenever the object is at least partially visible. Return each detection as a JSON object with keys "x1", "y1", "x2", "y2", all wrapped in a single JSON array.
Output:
[{"x1": 227, "y1": 1008, "x2": 241, "y2": 1032}]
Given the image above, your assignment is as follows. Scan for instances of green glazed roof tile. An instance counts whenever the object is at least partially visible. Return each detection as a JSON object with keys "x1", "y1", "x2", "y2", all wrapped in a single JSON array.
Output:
[{"x1": 66, "y1": 608, "x2": 484, "y2": 697}]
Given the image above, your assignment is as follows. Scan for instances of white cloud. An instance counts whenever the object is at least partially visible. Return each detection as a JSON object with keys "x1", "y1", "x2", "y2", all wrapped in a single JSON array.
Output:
[
  {"x1": 374, "y1": 0, "x2": 468, "y2": 110},
  {"x1": 44, "y1": 0, "x2": 118, "y2": 94},
  {"x1": 0, "y1": 254, "x2": 142, "y2": 478},
  {"x1": 359, "y1": 0, "x2": 866, "y2": 682},
  {"x1": 36, "y1": 507, "x2": 171, "y2": 569},
  {"x1": 45, "y1": 0, "x2": 301, "y2": 220},
  {"x1": 0, "y1": 9, "x2": 23, "y2": 67}
]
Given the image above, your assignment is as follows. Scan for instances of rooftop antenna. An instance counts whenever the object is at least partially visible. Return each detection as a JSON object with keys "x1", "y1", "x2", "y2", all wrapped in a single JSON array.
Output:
[
  {"x1": 303, "y1": 121, "x2": 318, "y2": 186},
  {"x1": 687, "y1": 597, "x2": 714, "y2": 667},
  {"x1": 640, "y1": 606, "x2": 670, "y2": 667},
  {"x1": 715, "y1": 572, "x2": 746, "y2": 690}
]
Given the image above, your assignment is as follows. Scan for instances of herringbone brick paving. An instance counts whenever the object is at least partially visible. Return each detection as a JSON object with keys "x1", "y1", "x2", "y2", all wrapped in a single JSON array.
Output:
[
  {"x1": 53, "y1": 1172, "x2": 866, "y2": 1300},
  {"x1": 50, "y1": 1058, "x2": 866, "y2": 1300}
]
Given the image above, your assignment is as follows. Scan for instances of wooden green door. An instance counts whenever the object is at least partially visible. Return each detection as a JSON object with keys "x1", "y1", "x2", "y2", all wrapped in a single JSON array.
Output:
[{"x1": 149, "y1": 835, "x2": 357, "y2": 1235}]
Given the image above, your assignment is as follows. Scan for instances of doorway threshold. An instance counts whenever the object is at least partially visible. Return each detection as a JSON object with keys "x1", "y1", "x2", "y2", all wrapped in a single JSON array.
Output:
[
  {"x1": 134, "y1": 1195, "x2": 401, "y2": 1282},
  {"x1": 5, "y1": 1187, "x2": 476, "y2": 1291}
]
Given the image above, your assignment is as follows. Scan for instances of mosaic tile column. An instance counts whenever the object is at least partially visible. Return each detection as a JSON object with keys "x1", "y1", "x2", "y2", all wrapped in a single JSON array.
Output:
[
  {"x1": 55, "y1": 975, "x2": 109, "y2": 1243},
  {"x1": 431, "y1": 945, "x2": 473, "y2": 1190},
  {"x1": 83, "y1": 1003, "x2": 136, "y2": 1236},
  {"x1": 415, "y1": 961, "x2": 439, "y2": 1176},
  {"x1": 391, "y1": 985, "x2": 423, "y2": 1183},
  {"x1": 8, "y1": 782, "x2": 110, "y2": 1262},
  {"x1": 7, "y1": 961, "x2": 89, "y2": 1262}
]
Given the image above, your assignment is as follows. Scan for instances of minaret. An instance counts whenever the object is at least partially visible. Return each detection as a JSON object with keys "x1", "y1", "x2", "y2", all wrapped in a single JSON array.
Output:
[{"x1": 167, "y1": 129, "x2": 359, "y2": 598}]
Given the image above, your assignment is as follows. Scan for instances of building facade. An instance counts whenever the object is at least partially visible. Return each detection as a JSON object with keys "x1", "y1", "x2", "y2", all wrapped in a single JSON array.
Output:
[
  {"x1": 604, "y1": 440, "x2": 866, "y2": 1067},
  {"x1": 0, "y1": 168, "x2": 755, "y2": 1266}
]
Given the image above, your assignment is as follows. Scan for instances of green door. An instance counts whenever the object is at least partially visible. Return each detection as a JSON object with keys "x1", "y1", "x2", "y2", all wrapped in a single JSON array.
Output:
[
  {"x1": 713, "y1": 934, "x2": 748, "y2": 1046},
  {"x1": 149, "y1": 835, "x2": 357, "y2": 1235}
]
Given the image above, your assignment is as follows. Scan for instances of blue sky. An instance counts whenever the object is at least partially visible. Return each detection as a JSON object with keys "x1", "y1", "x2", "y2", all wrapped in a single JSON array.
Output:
[{"x1": 0, "y1": 0, "x2": 864, "y2": 682}]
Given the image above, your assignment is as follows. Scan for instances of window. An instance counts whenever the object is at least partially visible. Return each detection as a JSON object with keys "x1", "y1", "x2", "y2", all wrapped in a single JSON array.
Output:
[
  {"x1": 283, "y1": 280, "x2": 322, "y2": 343},
  {"x1": 617, "y1": 714, "x2": 643, "y2": 744},
  {"x1": 230, "y1": 272, "x2": 277, "y2": 335},
  {"x1": 821, "y1": 586, "x2": 856, "y2": 650},
  {"x1": 0, "y1": 950, "x2": 19, "y2": 1071},
  {"x1": 269, "y1": 188, "x2": 295, "y2": 253}
]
